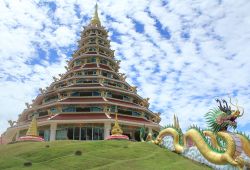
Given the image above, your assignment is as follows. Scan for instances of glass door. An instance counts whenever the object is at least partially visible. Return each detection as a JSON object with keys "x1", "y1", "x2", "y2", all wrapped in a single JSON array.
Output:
[
  {"x1": 86, "y1": 127, "x2": 92, "y2": 140},
  {"x1": 74, "y1": 127, "x2": 80, "y2": 140},
  {"x1": 80, "y1": 127, "x2": 86, "y2": 140}
]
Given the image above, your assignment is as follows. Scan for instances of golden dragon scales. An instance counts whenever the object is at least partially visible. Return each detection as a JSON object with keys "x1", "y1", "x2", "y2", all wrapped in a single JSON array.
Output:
[{"x1": 145, "y1": 98, "x2": 250, "y2": 170}]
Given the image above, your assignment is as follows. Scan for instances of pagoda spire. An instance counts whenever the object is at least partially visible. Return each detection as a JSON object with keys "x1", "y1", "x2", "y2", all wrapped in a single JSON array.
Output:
[
  {"x1": 26, "y1": 116, "x2": 38, "y2": 136},
  {"x1": 90, "y1": 3, "x2": 101, "y2": 26}
]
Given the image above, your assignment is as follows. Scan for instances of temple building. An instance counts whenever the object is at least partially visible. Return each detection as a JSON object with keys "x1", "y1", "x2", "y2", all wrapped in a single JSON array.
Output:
[{"x1": 1, "y1": 5, "x2": 161, "y2": 143}]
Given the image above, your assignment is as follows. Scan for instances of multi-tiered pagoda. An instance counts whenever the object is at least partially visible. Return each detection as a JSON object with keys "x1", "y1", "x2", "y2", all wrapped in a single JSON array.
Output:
[{"x1": 2, "y1": 5, "x2": 161, "y2": 143}]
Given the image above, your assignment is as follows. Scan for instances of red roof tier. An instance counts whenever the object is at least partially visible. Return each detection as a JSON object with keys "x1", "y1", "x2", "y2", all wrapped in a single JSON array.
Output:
[
  {"x1": 99, "y1": 64, "x2": 111, "y2": 70},
  {"x1": 107, "y1": 98, "x2": 141, "y2": 107},
  {"x1": 83, "y1": 63, "x2": 97, "y2": 68},
  {"x1": 73, "y1": 66, "x2": 81, "y2": 70},
  {"x1": 111, "y1": 114, "x2": 152, "y2": 124}
]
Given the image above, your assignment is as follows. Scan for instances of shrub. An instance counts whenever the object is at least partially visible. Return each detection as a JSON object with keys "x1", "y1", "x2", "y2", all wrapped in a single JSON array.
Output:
[
  {"x1": 75, "y1": 150, "x2": 82, "y2": 156},
  {"x1": 24, "y1": 161, "x2": 32, "y2": 167}
]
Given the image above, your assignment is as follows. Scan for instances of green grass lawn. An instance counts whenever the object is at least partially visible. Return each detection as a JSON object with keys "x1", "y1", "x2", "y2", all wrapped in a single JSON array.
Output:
[{"x1": 0, "y1": 140, "x2": 211, "y2": 170}]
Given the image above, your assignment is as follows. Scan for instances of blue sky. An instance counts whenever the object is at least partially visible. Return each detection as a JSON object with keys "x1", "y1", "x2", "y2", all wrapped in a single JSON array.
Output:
[{"x1": 0, "y1": 0, "x2": 250, "y2": 135}]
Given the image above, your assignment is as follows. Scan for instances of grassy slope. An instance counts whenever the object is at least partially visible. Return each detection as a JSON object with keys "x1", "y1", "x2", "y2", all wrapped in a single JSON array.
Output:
[{"x1": 0, "y1": 140, "x2": 211, "y2": 170}]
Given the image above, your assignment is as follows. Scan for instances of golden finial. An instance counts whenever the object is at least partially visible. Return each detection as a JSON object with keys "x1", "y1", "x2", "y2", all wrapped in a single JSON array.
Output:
[
  {"x1": 173, "y1": 114, "x2": 177, "y2": 128},
  {"x1": 176, "y1": 116, "x2": 180, "y2": 129},
  {"x1": 111, "y1": 113, "x2": 123, "y2": 135},
  {"x1": 90, "y1": 3, "x2": 101, "y2": 26},
  {"x1": 26, "y1": 116, "x2": 38, "y2": 136}
]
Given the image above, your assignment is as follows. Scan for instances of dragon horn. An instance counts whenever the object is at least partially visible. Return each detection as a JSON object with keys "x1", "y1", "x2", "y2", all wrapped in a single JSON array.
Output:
[
  {"x1": 222, "y1": 99, "x2": 229, "y2": 111},
  {"x1": 239, "y1": 107, "x2": 244, "y2": 117},
  {"x1": 232, "y1": 98, "x2": 244, "y2": 117},
  {"x1": 238, "y1": 103, "x2": 244, "y2": 117},
  {"x1": 235, "y1": 99, "x2": 239, "y2": 111},
  {"x1": 216, "y1": 99, "x2": 223, "y2": 110},
  {"x1": 229, "y1": 96, "x2": 237, "y2": 108}
]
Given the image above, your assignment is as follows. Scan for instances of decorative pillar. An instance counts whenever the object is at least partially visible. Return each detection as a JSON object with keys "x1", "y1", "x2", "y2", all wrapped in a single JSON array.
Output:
[
  {"x1": 50, "y1": 123, "x2": 57, "y2": 141},
  {"x1": 104, "y1": 122, "x2": 111, "y2": 139},
  {"x1": 96, "y1": 57, "x2": 100, "y2": 65},
  {"x1": 148, "y1": 127, "x2": 153, "y2": 134}
]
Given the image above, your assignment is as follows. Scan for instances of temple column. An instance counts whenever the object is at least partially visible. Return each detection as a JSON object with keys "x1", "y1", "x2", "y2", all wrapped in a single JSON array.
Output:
[
  {"x1": 104, "y1": 122, "x2": 111, "y2": 139},
  {"x1": 130, "y1": 132, "x2": 133, "y2": 140},
  {"x1": 50, "y1": 123, "x2": 57, "y2": 141},
  {"x1": 148, "y1": 127, "x2": 152, "y2": 134}
]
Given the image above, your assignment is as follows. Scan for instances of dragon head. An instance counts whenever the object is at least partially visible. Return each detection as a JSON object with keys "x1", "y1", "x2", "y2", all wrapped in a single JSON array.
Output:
[{"x1": 205, "y1": 98, "x2": 244, "y2": 133}]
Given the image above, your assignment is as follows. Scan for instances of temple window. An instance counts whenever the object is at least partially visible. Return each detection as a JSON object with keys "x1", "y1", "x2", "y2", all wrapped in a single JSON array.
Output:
[
  {"x1": 117, "y1": 83, "x2": 122, "y2": 87},
  {"x1": 44, "y1": 96, "x2": 58, "y2": 103},
  {"x1": 66, "y1": 106, "x2": 103, "y2": 112},
  {"x1": 50, "y1": 107, "x2": 58, "y2": 113},
  {"x1": 87, "y1": 57, "x2": 96, "y2": 63},
  {"x1": 104, "y1": 80, "x2": 122, "y2": 88},
  {"x1": 76, "y1": 79, "x2": 84, "y2": 83},
  {"x1": 107, "y1": 92, "x2": 131, "y2": 102},
  {"x1": 71, "y1": 91, "x2": 100, "y2": 97},
  {"x1": 102, "y1": 71, "x2": 112, "y2": 78},
  {"x1": 75, "y1": 71, "x2": 82, "y2": 76},
  {"x1": 124, "y1": 85, "x2": 129, "y2": 90},
  {"x1": 93, "y1": 91, "x2": 101, "y2": 96},
  {"x1": 144, "y1": 114, "x2": 150, "y2": 120},
  {"x1": 76, "y1": 78, "x2": 98, "y2": 83},
  {"x1": 91, "y1": 106, "x2": 103, "y2": 112},
  {"x1": 84, "y1": 70, "x2": 97, "y2": 76},
  {"x1": 108, "y1": 105, "x2": 117, "y2": 112},
  {"x1": 106, "y1": 91, "x2": 112, "y2": 98},
  {"x1": 118, "y1": 108, "x2": 133, "y2": 116},
  {"x1": 88, "y1": 47, "x2": 96, "y2": 52},
  {"x1": 100, "y1": 59, "x2": 108, "y2": 65},
  {"x1": 132, "y1": 111, "x2": 141, "y2": 117},
  {"x1": 38, "y1": 111, "x2": 48, "y2": 117},
  {"x1": 76, "y1": 107, "x2": 91, "y2": 112},
  {"x1": 123, "y1": 96, "x2": 130, "y2": 101},
  {"x1": 62, "y1": 105, "x2": 76, "y2": 112},
  {"x1": 89, "y1": 38, "x2": 96, "y2": 44},
  {"x1": 74, "y1": 60, "x2": 81, "y2": 66},
  {"x1": 112, "y1": 93, "x2": 123, "y2": 100}
]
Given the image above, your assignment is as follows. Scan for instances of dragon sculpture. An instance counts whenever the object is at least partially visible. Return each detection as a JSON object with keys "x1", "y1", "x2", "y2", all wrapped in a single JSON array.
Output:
[{"x1": 150, "y1": 98, "x2": 250, "y2": 170}]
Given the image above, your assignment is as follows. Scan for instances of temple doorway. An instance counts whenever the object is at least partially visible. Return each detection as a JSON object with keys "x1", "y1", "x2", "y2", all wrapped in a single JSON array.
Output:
[{"x1": 56, "y1": 124, "x2": 104, "y2": 140}]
